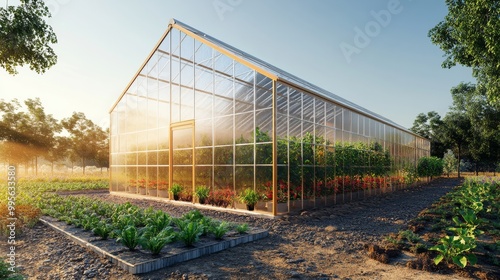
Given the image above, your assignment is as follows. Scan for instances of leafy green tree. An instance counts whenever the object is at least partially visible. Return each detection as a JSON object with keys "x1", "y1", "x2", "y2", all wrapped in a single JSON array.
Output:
[
  {"x1": 441, "y1": 111, "x2": 471, "y2": 178},
  {"x1": 0, "y1": 98, "x2": 60, "y2": 174},
  {"x1": 45, "y1": 136, "x2": 70, "y2": 175},
  {"x1": 429, "y1": 0, "x2": 500, "y2": 105},
  {"x1": 62, "y1": 112, "x2": 107, "y2": 175},
  {"x1": 410, "y1": 111, "x2": 446, "y2": 157},
  {"x1": 95, "y1": 128, "x2": 109, "y2": 173},
  {"x1": 443, "y1": 149, "x2": 458, "y2": 177},
  {"x1": 0, "y1": 0, "x2": 57, "y2": 74}
]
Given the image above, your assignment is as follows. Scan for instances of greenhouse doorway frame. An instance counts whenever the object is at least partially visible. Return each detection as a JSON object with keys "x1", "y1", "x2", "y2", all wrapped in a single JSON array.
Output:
[{"x1": 169, "y1": 120, "x2": 196, "y2": 202}]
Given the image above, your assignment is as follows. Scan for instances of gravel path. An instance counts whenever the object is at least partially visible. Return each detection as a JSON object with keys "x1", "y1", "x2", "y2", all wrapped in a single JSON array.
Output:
[{"x1": 1, "y1": 178, "x2": 469, "y2": 280}]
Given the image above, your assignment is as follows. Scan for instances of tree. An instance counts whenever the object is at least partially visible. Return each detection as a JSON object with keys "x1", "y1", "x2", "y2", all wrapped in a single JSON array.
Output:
[
  {"x1": 440, "y1": 111, "x2": 471, "y2": 178},
  {"x1": 410, "y1": 111, "x2": 446, "y2": 157},
  {"x1": 429, "y1": 0, "x2": 500, "y2": 105},
  {"x1": 45, "y1": 136, "x2": 70, "y2": 176},
  {"x1": 95, "y1": 128, "x2": 109, "y2": 174},
  {"x1": 443, "y1": 149, "x2": 458, "y2": 177},
  {"x1": 0, "y1": 0, "x2": 57, "y2": 74},
  {"x1": 62, "y1": 112, "x2": 107, "y2": 175},
  {"x1": 0, "y1": 98, "x2": 60, "y2": 174},
  {"x1": 449, "y1": 82, "x2": 500, "y2": 174}
]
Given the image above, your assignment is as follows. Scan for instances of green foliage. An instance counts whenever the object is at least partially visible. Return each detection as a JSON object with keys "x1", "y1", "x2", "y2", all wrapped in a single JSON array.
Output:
[
  {"x1": 398, "y1": 230, "x2": 421, "y2": 244},
  {"x1": 175, "y1": 219, "x2": 204, "y2": 247},
  {"x1": 81, "y1": 213, "x2": 100, "y2": 231},
  {"x1": 170, "y1": 183, "x2": 183, "y2": 196},
  {"x1": 430, "y1": 234, "x2": 477, "y2": 268},
  {"x1": 210, "y1": 221, "x2": 230, "y2": 240},
  {"x1": 138, "y1": 226, "x2": 176, "y2": 255},
  {"x1": 443, "y1": 149, "x2": 458, "y2": 177},
  {"x1": 417, "y1": 156, "x2": 443, "y2": 178},
  {"x1": 0, "y1": 0, "x2": 58, "y2": 75},
  {"x1": 429, "y1": 0, "x2": 500, "y2": 104},
  {"x1": 236, "y1": 223, "x2": 249, "y2": 234},
  {"x1": 144, "y1": 210, "x2": 172, "y2": 235},
  {"x1": 92, "y1": 221, "x2": 113, "y2": 240},
  {"x1": 0, "y1": 258, "x2": 24, "y2": 280},
  {"x1": 194, "y1": 185, "x2": 210, "y2": 202},
  {"x1": 116, "y1": 225, "x2": 140, "y2": 250},
  {"x1": 239, "y1": 188, "x2": 260, "y2": 206}
]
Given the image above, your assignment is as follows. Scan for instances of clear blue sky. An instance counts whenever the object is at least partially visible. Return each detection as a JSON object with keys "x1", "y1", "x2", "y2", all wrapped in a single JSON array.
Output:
[{"x1": 0, "y1": 0, "x2": 474, "y2": 129}]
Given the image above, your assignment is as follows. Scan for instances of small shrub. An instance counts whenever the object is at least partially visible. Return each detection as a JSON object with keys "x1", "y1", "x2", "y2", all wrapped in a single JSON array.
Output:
[
  {"x1": 0, "y1": 258, "x2": 23, "y2": 280},
  {"x1": 139, "y1": 226, "x2": 176, "y2": 255},
  {"x1": 210, "y1": 221, "x2": 230, "y2": 240},
  {"x1": 116, "y1": 225, "x2": 140, "y2": 250},
  {"x1": 92, "y1": 221, "x2": 113, "y2": 240},
  {"x1": 176, "y1": 220, "x2": 203, "y2": 247},
  {"x1": 236, "y1": 223, "x2": 249, "y2": 234}
]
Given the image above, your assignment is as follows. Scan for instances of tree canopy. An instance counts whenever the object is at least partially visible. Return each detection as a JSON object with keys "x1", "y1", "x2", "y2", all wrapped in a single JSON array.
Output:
[
  {"x1": 429, "y1": 0, "x2": 500, "y2": 105},
  {"x1": 0, "y1": 0, "x2": 57, "y2": 74}
]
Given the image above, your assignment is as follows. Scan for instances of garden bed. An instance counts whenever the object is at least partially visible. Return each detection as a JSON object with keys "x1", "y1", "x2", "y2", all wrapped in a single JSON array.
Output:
[{"x1": 40, "y1": 216, "x2": 268, "y2": 274}]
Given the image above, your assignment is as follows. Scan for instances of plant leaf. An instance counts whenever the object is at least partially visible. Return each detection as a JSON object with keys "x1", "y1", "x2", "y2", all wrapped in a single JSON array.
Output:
[
  {"x1": 434, "y1": 254, "x2": 444, "y2": 265},
  {"x1": 452, "y1": 255, "x2": 467, "y2": 268},
  {"x1": 466, "y1": 254, "x2": 477, "y2": 265}
]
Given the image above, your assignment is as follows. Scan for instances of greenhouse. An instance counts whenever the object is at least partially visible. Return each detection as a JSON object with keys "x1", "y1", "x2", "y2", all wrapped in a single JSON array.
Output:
[{"x1": 109, "y1": 19, "x2": 430, "y2": 215}]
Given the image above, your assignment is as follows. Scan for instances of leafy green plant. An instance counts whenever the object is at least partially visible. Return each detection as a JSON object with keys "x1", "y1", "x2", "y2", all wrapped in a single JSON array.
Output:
[
  {"x1": 116, "y1": 225, "x2": 140, "y2": 250},
  {"x1": 92, "y1": 221, "x2": 113, "y2": 240},
  {"x1": 236, "y1": 223, "x2": 249, "y2": 234},
  {"x1": 210, "y1": 221, "x2": 230, "y2": 240},
  {"x1": 175, "y1": 219, "x2": 203, "y2": 247},
  {"x1": 239, "y1": 188, "x2": 260, "y2": 208},
  {"x1": 195, "y1": 185, "x2": 210, "y2": 204},
  {"x1": 170, "y1": 183, "x2": 183, "y2": 200},
  {"x1": 430, "y1": 234, "x2": 477, "y2": 268},
  {"x1": 181, "y1": 209, "x2": 204, "y2": 222},
  {"x1": 139, "y1": 226, "x2": 176, "y2": 255},
  {"x1": 81, "y1": 214, "x2": 100, "y2": 231},
  {"x1": 398, "y1": 230, "x2": 421, "y2": 244},
  {"x1": 145, "y1": 210, "x2": 172, "y2": 235},
  {"x1": 0, "y1": 257, "x2": 24, "y2": 280}
]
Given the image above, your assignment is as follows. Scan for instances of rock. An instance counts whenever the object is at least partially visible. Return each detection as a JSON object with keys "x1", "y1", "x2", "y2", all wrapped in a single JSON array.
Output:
[
  {"x1": 286, "y1": 258, "x2": 305, "y2": 264},
  {"x1": 325, "y1": 225, "x2": 337, "y2": 232},
  {"x1": 289, "y1": 270, "x2": 301, "y2": 278}
]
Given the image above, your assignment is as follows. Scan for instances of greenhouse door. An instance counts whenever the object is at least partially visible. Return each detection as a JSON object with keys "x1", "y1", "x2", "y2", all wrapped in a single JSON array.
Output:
[{"x1": 169, "y1": 120, "x2": 195, "y2": 202}]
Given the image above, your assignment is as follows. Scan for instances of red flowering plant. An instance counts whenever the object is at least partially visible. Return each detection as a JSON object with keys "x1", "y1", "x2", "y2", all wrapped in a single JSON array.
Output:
[
  {"x1": 157, "y1": 180, "x2": 168, "y2": 190},
  {"x1": 179, "y1": 188, "x2": 193, "y2": 202},
  {"x1": 148, "y1": 180, "x2": 158, "y2": 189},
  {"x1": 207, "y1": 187, "x2": 235, "y2": 208},
  {"x1": 128, "y1": 179, "x2": 136, "y2": 187},
  {"x1": 137, "y1": 178, "x2": 146, "y2": 188},
  {"x1": 258, "y1": 180, "x2": 298, "y2": 203}
]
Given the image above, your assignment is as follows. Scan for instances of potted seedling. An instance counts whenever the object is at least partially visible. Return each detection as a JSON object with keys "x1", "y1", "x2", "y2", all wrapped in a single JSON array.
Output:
[
  {"x1": 195, "y1": 185, "x2": 210, "y2": 204},
  {"x1": 170, "y1": 183, "x2": 183, "y2": 201},
  {"x1": 239, "y1": 188, "x2": 260, "y2": 211}
]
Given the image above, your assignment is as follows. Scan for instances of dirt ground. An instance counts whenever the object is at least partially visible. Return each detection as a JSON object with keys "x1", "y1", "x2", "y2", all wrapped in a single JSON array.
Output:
[{"x1": 2, "y1": 178, "x2": 482, "y2": 279}]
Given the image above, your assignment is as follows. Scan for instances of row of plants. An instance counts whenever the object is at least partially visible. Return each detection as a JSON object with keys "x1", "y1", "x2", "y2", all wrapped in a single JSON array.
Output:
[
  {"x1": 0, "y1": 179, "x2": 109, "y2": 236},
  {"x1": 39, "y1": 195, "x2": 251, "y2": 255},
  {"x1": 379, "y1": 177, "x2": 499, "y2": 276}
]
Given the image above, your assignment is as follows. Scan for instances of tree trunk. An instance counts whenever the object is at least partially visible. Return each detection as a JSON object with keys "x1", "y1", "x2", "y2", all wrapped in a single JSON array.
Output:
[
  {"x1": 51, "y1": 161, "x2": 54, "y2": 176},
  {"x1": 457, "y1": 145, "x2": 461, "y2": 179},
  {"x1": 82, "y1": 157, "x2": 85, "y2": 175},
  {"x1": 35, "y1": 156, "x2": 38, "y2": 176}
]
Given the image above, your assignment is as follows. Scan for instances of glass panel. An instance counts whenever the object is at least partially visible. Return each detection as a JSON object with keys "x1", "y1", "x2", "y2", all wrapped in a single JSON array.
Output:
[
  {"x1": 214, "y1": 116, "x2": 233, "y2": 145},
  {"x1": 180, "y1": 33, "x2": 194, "y2": 61},
  {"x1": 335, "y1": 107, "x2": 343, "y2": 130},
  {"x1": 214, "y1": 166, "x2": 233, "y2": 188},
  {"x1": 213, "y1": 96, "x2": 233, "y2": 116},
  {"x1": 195, "y1": 42, "x2": 212, "y2": 67},
  {"x1": 158, "y1": 150, "x2": 169, "y2": 165},
  {"x1": 147, "y1": 151, "x2": 158, "y2": 165},
  {"x1": 195, "y1": 90, "x2": 212, "y2": 120},
  {"x1": 303, "y1": 94, "x2": 314, "y2": 122},
  {"x1": 173, "y1": 166, "x2": 192, "y2": 189},
  {"x1": 147, "y1": 129, "x2": 158, "y2": 150},
  {"x1": 235, "y1": 145, "x2": 254, "y2": 164},
  {"x1": 235, "y1": 83, "x2": 254, "y2": 113},
  {"x1": 255, "y1": 109, "x2": 272, "y2": 140},
  {"x1": 138, "y1": 152, "x2": 147, "y2": 165},
  {"x1": 276, "y1": 113, "x2": 287, "y2": 139},
  {"x1": 196, "y1": 166, "x2": 212, "y2": 187},
  {"x1": 256, "y1": 143, "x2": 272, "y2": 164},
  {"x1": 235, "y1": 112, "x2": 253, "y2": 143},
  {"x1": 196, "y1": 148, "x2": 213, "y2": 165},
  {"x1": 214, "y1": 146, "x2": 233, "y2": 164},
  {"x1": 196, "y1": 119, "x2": 213, "y2": 146},
  {"x1": 315, "y1": 99, "x2": 325, "y2": 125},
  {"x1": 214, "y1": 51, "x2": 233, "y2": 75},
  {"x1": 235, "y1": 166, "x2": 254, "y2": 191}
]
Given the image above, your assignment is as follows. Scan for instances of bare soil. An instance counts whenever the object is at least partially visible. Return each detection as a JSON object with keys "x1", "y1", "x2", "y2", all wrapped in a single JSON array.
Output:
[{"x1": 2, "y1": 178, "x2": 485, "y2": 279}]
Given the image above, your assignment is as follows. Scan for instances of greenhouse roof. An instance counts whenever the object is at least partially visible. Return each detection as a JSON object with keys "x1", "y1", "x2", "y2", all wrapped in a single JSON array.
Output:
[
  {"x1": 170, "y1": 19, "x2": 412, "y2": 133},
  {"x1": 113, "y1": 18, "x2": 417, "y2": 135}
]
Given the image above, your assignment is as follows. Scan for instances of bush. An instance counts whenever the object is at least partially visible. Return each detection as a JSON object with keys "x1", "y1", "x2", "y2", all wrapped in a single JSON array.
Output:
[{"x1": 417, "y1": 156, "x2": 443, "y2": 178}]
